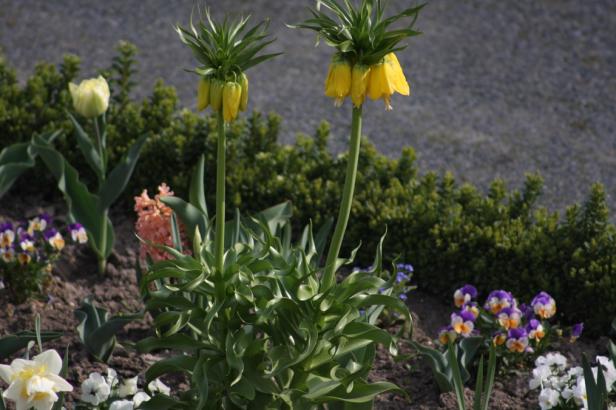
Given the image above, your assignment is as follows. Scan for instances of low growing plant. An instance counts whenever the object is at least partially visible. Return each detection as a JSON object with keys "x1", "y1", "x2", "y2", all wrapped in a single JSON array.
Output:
[{"x1": 0, "y1": 214, "x2": 88, "y2": 301}]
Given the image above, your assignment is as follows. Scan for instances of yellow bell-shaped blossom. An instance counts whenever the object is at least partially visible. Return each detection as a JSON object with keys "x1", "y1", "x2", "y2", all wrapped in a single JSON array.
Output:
[
  {"x1": 350, "y1": 64, "x2": 371, "y2": 108},
  {"x1": 367, "y1": 52, "x2": 410, "y2": 110},
  {"x1": 209, "y1": 79, "x2": 224, "y2": 112},
  {"x1": 385, "y1": 53, "x2": 410, "y2": 96},
  {"x1": 68, "y1": 75, "x2": 110, "y2": 118},
  {"x1": 222, "y1": 82, "x2": 242, "y2": 122},
  {"x1": 239, "y1": 73, "x2": 249, "y2": 112},
  {"x1": 325, "y1": 58, "x2": 352, "y2": 107},
  {"x1": 197, "y1": 77, "x2": 210, "y2": 111}
]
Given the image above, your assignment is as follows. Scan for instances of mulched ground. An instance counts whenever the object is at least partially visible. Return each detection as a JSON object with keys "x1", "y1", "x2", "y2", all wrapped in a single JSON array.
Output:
[{"x1": 0, "y1": 198, "x2": 605, "y2": 409}]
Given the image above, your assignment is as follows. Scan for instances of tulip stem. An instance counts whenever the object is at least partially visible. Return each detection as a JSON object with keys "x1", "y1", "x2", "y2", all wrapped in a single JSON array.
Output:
[
  {"x1": 93, "y1": 116, "x2": 107, "y2": 275},
  {"x1": 214, "y1": 111, "x2": 226, "y2": 276},
  {"x1": 323, "y1": 105, "x2": 363, "y2": 291}
]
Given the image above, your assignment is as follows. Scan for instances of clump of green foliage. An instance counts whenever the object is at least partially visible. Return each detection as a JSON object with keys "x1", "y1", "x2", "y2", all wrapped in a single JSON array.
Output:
[{"x1": 0, "y1": 42, "x2": 614, "y2": 336}]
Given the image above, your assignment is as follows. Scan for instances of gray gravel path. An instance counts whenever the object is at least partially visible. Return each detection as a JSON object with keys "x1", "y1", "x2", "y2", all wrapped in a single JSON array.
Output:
[{"x1": 1, "y1": 0, "x2": 615, "y2": 212}]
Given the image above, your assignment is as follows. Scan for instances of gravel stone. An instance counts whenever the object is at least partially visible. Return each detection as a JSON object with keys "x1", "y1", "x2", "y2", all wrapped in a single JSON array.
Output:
[{"x1": 1, "y1": 0, "x2": 615, "y2": 211}]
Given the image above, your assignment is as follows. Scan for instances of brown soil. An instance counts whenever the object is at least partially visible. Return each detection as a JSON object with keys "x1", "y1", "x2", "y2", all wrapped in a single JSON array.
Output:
[{"x1": 0, "y1": 198, "x2": 604, "y2": 409}]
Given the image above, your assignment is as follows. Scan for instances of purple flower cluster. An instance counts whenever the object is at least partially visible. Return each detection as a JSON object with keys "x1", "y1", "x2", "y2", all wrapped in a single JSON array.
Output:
[{"x1": 438, "y1": 284, "x2": 583, "y2": 356}]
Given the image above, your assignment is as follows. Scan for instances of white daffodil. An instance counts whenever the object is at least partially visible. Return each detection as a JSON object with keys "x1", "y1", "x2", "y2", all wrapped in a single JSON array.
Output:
[
  {"x1": 0, "y1": 349, "x2": 73, "y2": 410},
  {"x1": 80, "y1": 372, "x2": 111, "y2": 405},
  {"x1": 133, "y1": 391, "x2": 151, "y2": 407},
  {"x1": 118, "y1": 376, "x2": 139, "y2": 398},
  {"x1": 148, "y1": 378, "x2": 170, "y2": 396},
  {"x1": 110, "y1": 399, "x2": 134, "y2": 410}
]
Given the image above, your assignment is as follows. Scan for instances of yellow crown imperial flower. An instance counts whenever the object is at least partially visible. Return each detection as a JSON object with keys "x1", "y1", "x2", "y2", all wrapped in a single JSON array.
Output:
[
  {"x1": 209, "y1": 79, "x2": 224, "y2": 112},
  {"x1": 197, "y1": 77, "x2": 211, "y2": 111},
  {"x1": 350, "y1": 64, "x2": 371, "y2": 108},
  {"x1": 239, "y1": 73, "x2": 249, "y2": 112},
  {"x1": 222, "y1": 82, "x2": 242, "y2": 123},
  {"x1": 367, "y1": 53, "x2": 410, "y2": 110},
  {"x1": 68, "y1": 75, "x2": 110, "y2": 118},
  {"x1": 325, "y1": 57, "x2": 352, "y2": 107}
]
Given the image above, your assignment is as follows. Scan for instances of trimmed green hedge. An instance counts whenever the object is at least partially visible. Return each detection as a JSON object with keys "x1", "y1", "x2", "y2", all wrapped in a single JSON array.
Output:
[{"x1": 1, "y1": 43, "x2": 614, "y2": 336}]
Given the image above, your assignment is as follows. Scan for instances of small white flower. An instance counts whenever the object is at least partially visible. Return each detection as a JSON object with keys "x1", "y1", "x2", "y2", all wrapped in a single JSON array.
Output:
[
  {"x1": 81, "y1": 372, "x2": 111, "y2": 405},
  {"x1": 107, "y1": 367, "x2": 119, "y2": 389},
  {"x1": 530, "y1": 365, "x2": 552, "y2": 390},
  {"x1": 118, "y1": 376, "x2": 139, "y2": 398},
  {"x1": 0, "y1": 350, "x2": 73, "y2": 410},
  {"x1": 133, "y1": 391, "x2": 151, "y2": 407},
  {"x1": 536, "y1": 352, "x2": 568, "y2": 371},
  {"x1": 148, "y1": 378, "x2": 170, "y2": 396},
  {"x1": 538, "y1": 387, "x2": 560, "y2": 410},
  {"x1": 110, "y1": 399, "x2": 134, "y2": 410},
  {"x1": 573, "y1": 377, "x2": 588, "y2": 408}
]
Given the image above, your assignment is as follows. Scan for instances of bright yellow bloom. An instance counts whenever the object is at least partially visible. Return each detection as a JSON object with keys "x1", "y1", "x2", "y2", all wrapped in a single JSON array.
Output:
[
  {"x1": 385, "y1": 53, "x2": 410, "y2": 96},
  {"x1": 325, "y1": 58, "x2": 352, "y2": 107},
  {"x1": 222, "y1": 82, "x2": 242, "y2": 122},
  {"x1": 239, "y1": 73, "x2": 249, "y2": 112},
  {"x1": 367, "y1": 52, "x2": 410, "y2": 110},
  {"x1": 197, "y1": 77, "x2": 210, "y2": 111},
  {"x1": 350, "y1": 64, "x2": 371, "y2": 108},
  {"x1": 68, "y1": 76, "x2": 110, "y2": 118},
  {"x1": 209, "y1": 80, "x2": 224, "y2": 112}
]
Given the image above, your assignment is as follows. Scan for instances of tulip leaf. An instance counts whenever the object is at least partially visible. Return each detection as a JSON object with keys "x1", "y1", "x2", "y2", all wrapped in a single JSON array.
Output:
[
  {"x1": 189, "y1": 154, "x2": 208, "y2": 218},
  {"x1": 99, "y1": 134, "x2": 148, "y2": 209},
  {"x1": 75, "y1": 298, "x2": 143, "y2": 363},
  {"x1": 0, "y1": 331, "x2": 63, "y2": 360},
  {"x1": 0, "y1": 131, "x2": 60, "y2": 198},
  {"x1": 68, "y1": 112, "x2": 104, "y2": 181}
]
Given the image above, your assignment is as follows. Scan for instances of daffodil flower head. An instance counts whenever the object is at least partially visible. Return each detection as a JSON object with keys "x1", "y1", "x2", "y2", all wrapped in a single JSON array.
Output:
[
  {"x1": 0, "y1": 349, "x2": 73, "y2": 410},
  {"x1": 325, "y1": 56, "x2": 352, "y2": 106},
  {"x1": 176, "y1": 8, "x2": 280, "y2": 121},
  {"x1": 292, "y1": 0, "x2": 424, "y2": 109}
]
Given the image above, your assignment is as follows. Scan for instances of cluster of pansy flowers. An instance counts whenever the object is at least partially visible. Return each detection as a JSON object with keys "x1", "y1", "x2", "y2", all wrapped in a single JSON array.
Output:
[
  {"x1": 0, "y1": 214, "x2": 87, "y2": 270},
  {"x1": 438, "y1": 285, "x2": 584, "y2": 356}
]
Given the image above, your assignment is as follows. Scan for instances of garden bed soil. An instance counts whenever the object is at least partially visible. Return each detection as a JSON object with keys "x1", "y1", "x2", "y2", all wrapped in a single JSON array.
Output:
[{"x1": 0, "y1": 198, "x2": 603, "y2": 409}]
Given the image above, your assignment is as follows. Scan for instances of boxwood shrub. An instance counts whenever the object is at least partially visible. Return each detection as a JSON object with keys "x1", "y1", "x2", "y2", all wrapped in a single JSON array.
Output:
[{"x1": 0, "y1": 42, "x2": 614, "y2": 336}]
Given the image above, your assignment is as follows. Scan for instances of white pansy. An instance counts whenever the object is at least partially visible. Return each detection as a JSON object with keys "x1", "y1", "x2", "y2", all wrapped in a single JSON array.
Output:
[
  {"x1": 0, "y1": 349, "x2": 73, "y2": 410},
  {"x1": 118, "y1": 376, "x2": 139, "y2": 398},
  {"x1": 133, "y1": 391, "x2": 151, "y2": 407},
  {"x1": 148, "y1": 378, "x2": 170, "y2": 396},
  {"x1": 81, "y1": 372, "x2": 111, "y2": 405},
  {"x1": 530, "y1": 365, "x2": 553, "y2": 390},
  {"x1": 538, "y1": 387, "x2": 560, "y2": 410},
  {"x1": 110, "y1": 399, "x2": 134, "y2": 410},
  {"x1": 107, "y1": 367, "x2": 119, "y2": 389},
  {"x1": 573, "y1": 377, "x2": 588, "y2": 408},
  {"x1": 535, "y1": 352, "x2": 568, "y2": 370}
]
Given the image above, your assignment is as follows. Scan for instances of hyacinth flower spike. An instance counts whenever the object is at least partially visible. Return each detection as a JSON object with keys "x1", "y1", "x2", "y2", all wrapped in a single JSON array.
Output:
[
  {"x1": 176, "y1": 8, "x2": 279, "y2": 276},
  {"x1": 292, "y1": 0, "x2": 424, "y2": 290}
]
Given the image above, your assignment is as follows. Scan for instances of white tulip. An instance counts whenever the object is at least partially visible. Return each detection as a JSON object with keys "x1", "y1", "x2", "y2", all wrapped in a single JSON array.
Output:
[
  {"x1": 69, "y1": 75, "x2": 110, "y2": 118},
  {"x1": 0, "y1": 350, "x2": 73, "y2": 410}
]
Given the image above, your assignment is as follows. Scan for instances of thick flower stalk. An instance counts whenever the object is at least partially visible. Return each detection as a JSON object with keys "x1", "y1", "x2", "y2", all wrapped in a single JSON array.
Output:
[
  {"x1": 176, "y1": 9, "x2": 279, "y2": 275},
  {"x1": 293, "y1": 0, "x2": 424, "y2": 290}
]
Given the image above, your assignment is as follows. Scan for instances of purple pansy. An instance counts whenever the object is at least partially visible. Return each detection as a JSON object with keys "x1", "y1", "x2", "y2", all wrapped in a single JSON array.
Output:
[
  {"x1": 531, "y1": 291, "x2": 556, "y2": 319},
  {"x1": 484, "y1": 290, "x2": 514, "y2": 314},
  {"x1": 453, "y1": 284, "x2": 478, "y2": 308}
]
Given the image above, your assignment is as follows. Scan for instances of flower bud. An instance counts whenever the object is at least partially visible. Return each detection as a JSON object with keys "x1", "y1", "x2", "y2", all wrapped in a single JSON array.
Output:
[
  {"x1": 222, "y1": 82, "x2": 242, "y2": 122},
  {"x1": 197, "y1": 77, "x2": 211, "y2": 111},
  {"x1": 209, "y1": 79, "x2": 224, "y2": 112},
  {"x1": 68, "y1": 76, "x2": 110, "y2": 118},
  {"x1": 239, "y1": 73, "x2": 249, "y2": 112},
  {"x1": 325, "y1": 57, "x2": 352, "y2": 107},
  {"x1": 350, "y1": 64, "x2": 370, "y2": 107}
]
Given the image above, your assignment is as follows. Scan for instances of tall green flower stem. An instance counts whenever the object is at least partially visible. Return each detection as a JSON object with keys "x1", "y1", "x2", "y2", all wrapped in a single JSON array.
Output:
[
  {"x1": 323, "y1": 105, "x2": 362, "y2": 290},
  {"x1": 214, "y1": 111, "x2": 226, "y2": 276},
  {"x1": 93, "y1": 116, "x2": 108, "y2": 275}
]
